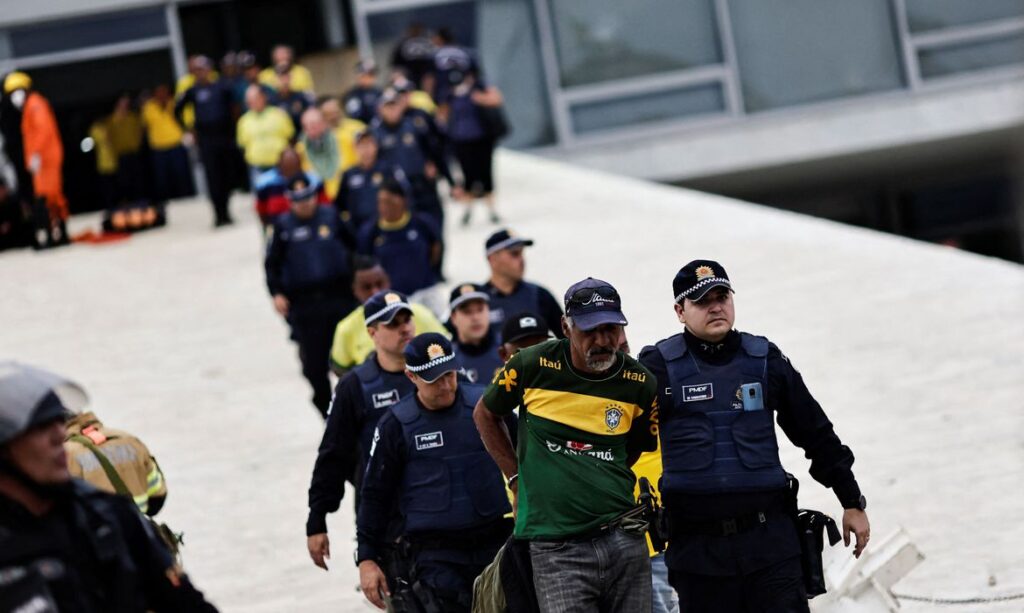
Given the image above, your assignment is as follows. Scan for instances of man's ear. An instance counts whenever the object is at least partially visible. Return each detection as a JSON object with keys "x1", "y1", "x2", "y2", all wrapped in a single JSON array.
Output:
[
  {"x1": 674, "y1": 303, "x2": 685, "y2": 325},
  {"x1": 404, "y1": 370, "x2": 418, "y2": 384},
  {"x1": 561, "y1": 316, "x2": 571, "y2": 338}
]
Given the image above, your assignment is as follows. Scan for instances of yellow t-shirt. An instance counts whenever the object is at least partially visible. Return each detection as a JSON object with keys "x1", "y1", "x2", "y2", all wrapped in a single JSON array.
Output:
[
  {"x1": 88, "y1": 121, "x2": 118, "y2": 175},
  {"x1": 258, "y1": 64, "x2": 315, "y2": 93},
  {"x1": 336, "y1": 117, "x2": 366, "y2": 174},
  {"x1": 107, "y1": 112, "x2": 143, "y2": 156},
  {"x1": 632, "y1": 443, "x2": 664, "y2": 557},
  {"x1": 141, "y1": 99, "x2": 183, "y2": 150},
  {"x1": 409, "y1": 90, "x2": 437, "y2": 115},
  {"x1": 236, "y1": 107, "x2": 295, "y2": 167},
  {"x1": 330, "y1": 303, "x2": 449, "y2": 372}
]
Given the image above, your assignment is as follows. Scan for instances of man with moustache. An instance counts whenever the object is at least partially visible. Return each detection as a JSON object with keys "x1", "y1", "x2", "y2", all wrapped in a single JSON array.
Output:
[{"x1": 474, "y1": 278, "x2": 659, "y2": 613}]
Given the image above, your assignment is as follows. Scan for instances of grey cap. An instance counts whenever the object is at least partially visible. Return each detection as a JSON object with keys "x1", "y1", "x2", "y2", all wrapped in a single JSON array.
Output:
[{"x1": 0, "y1": 361, "x2": 87, "y2": 445}]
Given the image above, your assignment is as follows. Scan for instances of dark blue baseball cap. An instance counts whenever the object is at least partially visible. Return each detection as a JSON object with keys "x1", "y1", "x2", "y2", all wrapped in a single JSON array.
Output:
[
  {"x1": 485, "y1": 229, "x2": 534, "y2": 256},
  {"x1": 563, "y1": 278, "x2": 628, "y2": 331},
  {"x1": 404, "y1": 333, "x2": 459, "y2": 382},
  {"x1": 449, "y1": 283, "x2": 490, "y2": 311},
  {"x1": 287, "y1": 174, "x2": 319, "y2": 201},
  {"x1": 364, "y1": 290, "x2": 413, "y2": 326}
]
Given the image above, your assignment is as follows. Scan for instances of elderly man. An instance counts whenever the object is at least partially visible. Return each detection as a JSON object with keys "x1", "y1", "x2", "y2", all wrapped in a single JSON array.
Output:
[
  {"x1": 237, "y1": 84, "x2": 295, "y2": 189},
  {"x1": 474, "y1": 278, "x2": 659, "y2": 613},
  {"x1": 638, "y1": 260, "x2": 871, "y2": 612},
  {"x1": 0, "y1": 362, "x2": 218, "y2": 610},
  {"x1": 296, "y1": 107, "x2": 341, "y2": 199}
]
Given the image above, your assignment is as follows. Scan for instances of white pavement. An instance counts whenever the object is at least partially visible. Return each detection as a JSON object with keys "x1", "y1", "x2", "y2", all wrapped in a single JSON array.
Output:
[{"x1": 1, "y1": 150, "x2": 1022, "y2": 611}]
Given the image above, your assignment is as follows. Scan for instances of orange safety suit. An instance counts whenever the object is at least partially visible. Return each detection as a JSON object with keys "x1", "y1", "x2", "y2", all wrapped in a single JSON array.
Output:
[{"x1": 22, "y1": 91, "x2": 68, "y2": 220}]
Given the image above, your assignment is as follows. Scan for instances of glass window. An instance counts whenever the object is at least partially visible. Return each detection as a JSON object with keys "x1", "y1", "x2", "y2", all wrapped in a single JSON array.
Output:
[
  {"x1": 906, "y1": 0, "x2": 1024, "y2": 34},
  {"x1": 728, "y1": 0, "x2": 905, "y2": 112},
  {"x1": 548, "y1": 0, "x2": 721, "y2": 87},
  {"x1": 9, "y1": 8, "x2": 167, "y2": 58},
  {"x1": 569, "y1": 83, "x2": 725, "y2": 134},
  {"x1": 919, "y1": 32, "x2": 1024, "y2": 78},
  {"x1": 366, "y1": 0, "x2": 555, "y2": 147}
]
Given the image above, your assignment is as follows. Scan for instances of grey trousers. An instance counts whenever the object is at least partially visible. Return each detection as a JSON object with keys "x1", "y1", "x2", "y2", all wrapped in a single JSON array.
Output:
[{"x1": 530, "y1": 528, "x2": 651, "y2": 613}]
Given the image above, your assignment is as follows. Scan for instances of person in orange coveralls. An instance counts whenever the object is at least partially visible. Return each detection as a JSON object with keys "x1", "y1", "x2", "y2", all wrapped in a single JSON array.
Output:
[{"x1": 4, "y1": 71, "x2": 68, "y2": 249}]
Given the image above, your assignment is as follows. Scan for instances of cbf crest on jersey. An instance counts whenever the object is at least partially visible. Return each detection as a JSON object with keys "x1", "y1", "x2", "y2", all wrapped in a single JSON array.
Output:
[{"x1": 605, "y1": 404, "x2": 624, "y2": 431}]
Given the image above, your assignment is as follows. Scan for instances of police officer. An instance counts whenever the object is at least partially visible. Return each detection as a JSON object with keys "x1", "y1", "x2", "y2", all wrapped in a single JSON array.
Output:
[
  {"x1": 356, "y1": 177, "x2": 443, "y2": 311},
  {"x1": 0, "y1": 362, "x2": 218, "y2": 611},
  {"x1": 265, "y1": 175, "x2": 356, "y2": 418},
  {"x1": 448, "y1": 283, "x2": 502, "y2": 384},
  {"x1": 638, "y1": 260, "x2": 871, "y2": 612},
  {"x1": 335, "y1": 130, "x2": 410, "y2": 234},
  {"x1": 307, "y1": 290, "x2": 417, "y2": 570},
  {"x1": 343, "y1": 60, "x2": 383, "y2": 125},
  {"x1": 174, "y1": 55, "x2": 238, "y2": 227},
  {"x1": 371, "y1": 89, "x2": 452, "y2": 229},
  {"x1": 357, "y1": 333, "x2": 513, "y2": 612},
  {"x1": 482, "y1": 229, "x2": 564, "y2": 338}
]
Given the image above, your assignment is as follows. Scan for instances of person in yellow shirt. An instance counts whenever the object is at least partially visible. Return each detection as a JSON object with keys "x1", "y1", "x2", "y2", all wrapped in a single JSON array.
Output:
[
  {"x1": 330, "y1": 255, "x2": 449, "y2": 376},
  {"x1": 318, "y1": 97, "x2": 364, "y2": 173},
  {"x1": 259, "y1": 44, "x2": 315, "y2": 93},
  {"x1": 107, "y1": 95, "x2": 147, "y2": 207},
  {"x1": 236, "y1": 84, "x2": 295, "y2": 188},
  {"x1": 88, "y1": 117, "x2": 119, "y2": 212},
  {"x1": 142, "y1": 84, "x2": 193, "y2": 204}
]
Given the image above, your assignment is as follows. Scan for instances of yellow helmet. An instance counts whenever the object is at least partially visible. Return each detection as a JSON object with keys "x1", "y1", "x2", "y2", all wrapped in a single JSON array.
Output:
[{"x1": 4, "y1": 71, "x2": 31, "y2": 94}]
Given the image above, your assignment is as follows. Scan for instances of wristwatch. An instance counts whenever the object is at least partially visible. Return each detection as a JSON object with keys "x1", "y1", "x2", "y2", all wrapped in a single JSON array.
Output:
[{"x1": 846, "y1": 494, "x2": 867, "y2": 511}]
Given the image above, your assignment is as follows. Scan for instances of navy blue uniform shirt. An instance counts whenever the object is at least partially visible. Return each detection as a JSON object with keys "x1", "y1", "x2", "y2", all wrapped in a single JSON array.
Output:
[{"x1": 356, "y1": 213, "x2": 441, "y2": 295}]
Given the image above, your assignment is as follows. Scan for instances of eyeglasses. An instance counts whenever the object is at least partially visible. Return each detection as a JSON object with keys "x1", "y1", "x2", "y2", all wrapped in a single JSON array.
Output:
[{"x1": 566, "y1": 286, "x2": 619, "y2": 308}]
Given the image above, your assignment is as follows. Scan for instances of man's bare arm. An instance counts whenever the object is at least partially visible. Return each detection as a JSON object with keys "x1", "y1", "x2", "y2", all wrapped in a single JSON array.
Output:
[{"x1": 473, "y1": 398, "x2": 518, "y2": 479}]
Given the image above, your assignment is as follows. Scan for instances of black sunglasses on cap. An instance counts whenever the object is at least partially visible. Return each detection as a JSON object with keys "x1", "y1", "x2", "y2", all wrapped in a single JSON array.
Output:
[{"x1": 566, "y1": 286, "x2": 620, "y2": 308}]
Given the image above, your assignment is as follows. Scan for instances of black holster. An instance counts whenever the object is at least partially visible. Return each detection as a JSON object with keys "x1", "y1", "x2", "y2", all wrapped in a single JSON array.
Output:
[
  {"x1": 786, "y1": 474, "x2": 842, "y2": 599},
  {"x1": 638, "y1": 477, "x2": 666, "y2": 553}
]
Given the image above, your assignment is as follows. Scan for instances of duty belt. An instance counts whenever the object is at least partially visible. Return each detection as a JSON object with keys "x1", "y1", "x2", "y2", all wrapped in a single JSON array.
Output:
[{"x1": 672, "y1": 510, "x2": 774, "y2": 537}]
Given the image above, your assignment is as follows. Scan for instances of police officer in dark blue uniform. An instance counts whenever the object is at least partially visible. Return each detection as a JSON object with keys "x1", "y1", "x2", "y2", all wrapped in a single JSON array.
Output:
[
  {"x1": 265, "y1": 175, "x2": 357, "y2": 418},
  {"x1": 334, "y1": 130, "x2": 410, "y2": 234},
  {"x1": 371, "y1": 89, "x2": 452, "y2": 230},
  {"x1": 306, "y1": 290, "x2": 418, "y2": 570},
  {"x1": 448, "y1": 283, "x2": 503, "y2": 384},
  {"x1": 482, "y1": 229, "x2": 564, "y2": 339},
  {"x1": 357, "y1": 333, "x2": 513, "y2": 612},
  {"x1": 356, "y1": 178, "x2": 442, "y2": 300},
  {"x1": 638, "y1": 260, "x2": 871, "y2": 612},
  {"x1": 174, "y1": 56, "x2": 238, "y2": 227},
  {"x1": 343, "y1": 60, "x2": 383, "y2": 125}
]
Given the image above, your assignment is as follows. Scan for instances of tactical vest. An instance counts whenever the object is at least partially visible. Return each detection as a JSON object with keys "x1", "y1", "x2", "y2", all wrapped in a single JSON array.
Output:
[
  {"x1": 354, "y1": 353, "x2": 415, "y2": 474},
  {"x1": 278, "y1": 207, "x2": 351, "y2": 294},
  {"x1": 375, "y1": 118, "x2": 427, "y2": 180},
  {"x1": 393, "y1": 385, "x2": 509, "y2": 533},
  {"x1": 487, "y1": 282, "x2": 540, "y2": 328},
  {"x1": 657, "y1": 332, "x2": 787, "y2": 494},
  {"x1": 454, "y1": 337, "x2": 503, "y2": 384}
]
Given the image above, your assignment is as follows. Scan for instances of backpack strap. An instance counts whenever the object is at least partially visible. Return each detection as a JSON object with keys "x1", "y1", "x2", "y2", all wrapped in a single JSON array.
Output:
[{"x1": 68, "y1": 434, "x2": 132, "y2": 498}]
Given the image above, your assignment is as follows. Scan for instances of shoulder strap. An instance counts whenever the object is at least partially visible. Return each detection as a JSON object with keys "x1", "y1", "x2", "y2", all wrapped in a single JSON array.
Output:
[
  {"x1": 69, "y1": 435, "x2": 132, "y2": 497},
  {"x1": 354, "y1": 353, "x2": 382, "y2": 384},
  {"x1": 739, "y1": 332, "x2": 769, "y2": 357},
  {"x1": 655, "y1": 333, "x2": 688, "y2": 362}
]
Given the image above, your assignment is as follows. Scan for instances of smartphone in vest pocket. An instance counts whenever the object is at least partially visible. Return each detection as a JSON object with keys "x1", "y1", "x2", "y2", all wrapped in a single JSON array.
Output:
[{"x1": 740, "y1": 382, "x2": 764, "y2": 411}]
